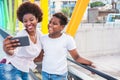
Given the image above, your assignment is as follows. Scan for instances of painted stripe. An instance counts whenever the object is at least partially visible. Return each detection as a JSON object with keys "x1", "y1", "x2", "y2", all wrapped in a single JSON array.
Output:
[
  {"x1": 1, "y1": 1, "x2": 5, "y2": 28},
  {"x1": 66, "y1": 0, "x2": 90, "y2": 37},
  {"x1": 3, "y1": 0, "x2": 9, "y2": 30},
  {"x1": 0, "y1": 1, "x2": 3, "y2": 27},
  {"x1": 40, "y1": 0, "x2": 49, "y2": 34},
  {"x1": 29, "y1": 0, "x2": 34, "y2": 3},
  {"x1": 18, "y1": 0, "x2": 23, "y2": 31},
  {"x1": 13, "y1": 0, "x2": 18, "y2": 33},
  {"x1": 8, "y1": 0, "x2": 13, "y2": 33}
]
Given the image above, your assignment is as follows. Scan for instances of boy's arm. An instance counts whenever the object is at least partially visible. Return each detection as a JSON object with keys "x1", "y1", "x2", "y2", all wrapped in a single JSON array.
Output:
[
  {"x1": 34, "y1": 49, "x2": 44, "y2": 62},
  {"x1": 69, "y1": 49, "x2": 93, "y2": 66}
]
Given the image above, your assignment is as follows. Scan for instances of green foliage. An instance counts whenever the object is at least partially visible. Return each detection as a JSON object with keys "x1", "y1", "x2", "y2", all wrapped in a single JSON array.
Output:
[
  {"x1": 90, "y1": 1, "x2": 105, "y2": 8},
  {"x1": 61, "y1": 7, "x2": 71, "y2": 18}
]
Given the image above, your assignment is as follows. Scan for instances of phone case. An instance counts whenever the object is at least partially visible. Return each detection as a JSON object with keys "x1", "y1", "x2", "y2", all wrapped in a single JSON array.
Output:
[{"x1": 11, "y1": 36, "x2": 30, "y2": 47}]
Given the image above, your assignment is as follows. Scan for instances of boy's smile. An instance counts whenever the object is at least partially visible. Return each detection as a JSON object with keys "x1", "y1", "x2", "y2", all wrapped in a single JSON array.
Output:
[{"x1": 48, "y1": 16, "x2": 64, "y2": 38}]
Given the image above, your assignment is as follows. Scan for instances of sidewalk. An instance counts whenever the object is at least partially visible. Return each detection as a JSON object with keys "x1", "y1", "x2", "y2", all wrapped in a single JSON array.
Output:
[
  {"x1": 89, "y1": 53, "x2": 120, "y2": 79},
  {"x1": 68, "y1": 53, "x2": 120, "y2": 80}
]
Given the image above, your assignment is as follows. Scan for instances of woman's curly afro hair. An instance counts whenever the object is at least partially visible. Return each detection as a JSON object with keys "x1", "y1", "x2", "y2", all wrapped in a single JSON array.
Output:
[{"x1": 17, "y1": 1, "x2": 43, "y2": 22}]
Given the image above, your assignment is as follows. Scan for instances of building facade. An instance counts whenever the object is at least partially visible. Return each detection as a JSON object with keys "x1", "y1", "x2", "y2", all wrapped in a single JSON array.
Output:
[{"x1": 49, "y1": 0, "x2": 76, "y2": 17}]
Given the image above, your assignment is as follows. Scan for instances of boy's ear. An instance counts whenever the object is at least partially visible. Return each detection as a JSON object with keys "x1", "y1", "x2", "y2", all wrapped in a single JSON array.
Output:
[
  {"x1": 36, "y1": 18, "x2": 38, "y2": 22},
  {"x1": 61, "y1": 25, "x2": 65, "y2": 30},
  {"x1": 61, "y1": 25, "x2": 65, "y2": 28}
]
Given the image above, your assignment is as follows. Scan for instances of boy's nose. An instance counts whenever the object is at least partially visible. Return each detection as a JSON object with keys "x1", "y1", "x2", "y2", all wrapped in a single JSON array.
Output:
[{"x1": 48, "y1": 23, "x2": 52, "y2": 27}]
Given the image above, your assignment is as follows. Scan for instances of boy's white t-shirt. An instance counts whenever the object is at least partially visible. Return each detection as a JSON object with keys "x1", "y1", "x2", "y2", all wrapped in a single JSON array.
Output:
[
  {"x1": 41, "y1": 33, "x2": 76, "y2": 74},
  {"x1": 7, "y1": 29, "x2": 42, "y2": 72}
]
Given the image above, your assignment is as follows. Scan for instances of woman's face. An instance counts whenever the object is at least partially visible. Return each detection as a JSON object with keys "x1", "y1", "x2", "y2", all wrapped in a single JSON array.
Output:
[{"x1": 23, "y1": 13, "x2": 38, "y2": 33}]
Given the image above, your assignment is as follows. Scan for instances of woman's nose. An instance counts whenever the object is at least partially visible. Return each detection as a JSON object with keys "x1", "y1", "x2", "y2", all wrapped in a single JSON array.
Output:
[{"x1": 26, "y1": 21, "x2": 31, "y2": 25}]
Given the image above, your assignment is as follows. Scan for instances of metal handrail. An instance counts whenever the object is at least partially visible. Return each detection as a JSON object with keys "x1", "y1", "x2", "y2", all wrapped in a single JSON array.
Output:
[
  {"x1": 0, "y1": 28, "x2": 118, "y2": 80},
  {"x1": 67, "y1": 58, "x2": 118, "y2": 80}
]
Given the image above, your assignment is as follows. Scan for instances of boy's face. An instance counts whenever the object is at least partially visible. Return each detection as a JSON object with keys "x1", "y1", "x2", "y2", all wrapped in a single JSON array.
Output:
[{"x1": 48, "y1": 16, "x2": 64, "y2": 35}]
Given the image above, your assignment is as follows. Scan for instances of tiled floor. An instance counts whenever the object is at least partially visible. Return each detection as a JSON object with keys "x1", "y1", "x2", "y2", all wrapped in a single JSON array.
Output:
[
  {"x1": 68, "y1": 53, "x2": 120, "y2": 80},
  {"x1": 89, "y1": 53, "x2": 120, "y2": 79}
]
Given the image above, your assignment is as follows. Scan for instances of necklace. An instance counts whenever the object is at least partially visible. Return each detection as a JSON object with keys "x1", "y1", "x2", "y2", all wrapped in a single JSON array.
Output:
[{"x1": 30, "y1": 33, "x2": 37, "y2": 44}]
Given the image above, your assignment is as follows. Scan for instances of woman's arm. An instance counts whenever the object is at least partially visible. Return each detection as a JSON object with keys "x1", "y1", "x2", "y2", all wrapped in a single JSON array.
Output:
[{"x1": 3, "y1": 36, "x2": 19, "y2": 55}]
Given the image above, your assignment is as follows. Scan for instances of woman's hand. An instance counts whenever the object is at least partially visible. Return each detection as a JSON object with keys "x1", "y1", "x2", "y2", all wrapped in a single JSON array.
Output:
[{"x1": 3, "y1": 36, "x2": 20, "y2": 55}]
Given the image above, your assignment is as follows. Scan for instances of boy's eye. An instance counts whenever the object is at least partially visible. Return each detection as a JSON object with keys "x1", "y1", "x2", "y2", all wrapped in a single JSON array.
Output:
[
  {"x1": 49, "y1": 21, "x2": 51, "y2": 24},
  {"x1": 23, "y1": 20, "x2": 27, "y2": 23},
  {"x1": 53, "y1": 23, "x2": 57, "y2": 25},
  {"x1": 52, "y1": 21, "x2": 58, "y2": 25},
  {"x1": 30, "y1": 19, "x2": 34, "y2": 21}
]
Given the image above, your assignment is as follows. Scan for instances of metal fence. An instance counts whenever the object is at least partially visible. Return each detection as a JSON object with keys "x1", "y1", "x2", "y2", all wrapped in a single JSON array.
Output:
[{"x1": 0, "y1": 28, "x2": 119, "y2": 80}]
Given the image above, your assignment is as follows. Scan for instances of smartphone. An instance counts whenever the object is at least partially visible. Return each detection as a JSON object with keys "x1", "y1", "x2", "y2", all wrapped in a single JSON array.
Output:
[
  {"x1": 0, "y1": 28, "x2": 10, "y2": 38},
  {"x1": 10, "y1": 36, "x2": 30, "y2": 47},
  {"x1": 0, "y1": 28, "x2": 30, "y2": 47}
]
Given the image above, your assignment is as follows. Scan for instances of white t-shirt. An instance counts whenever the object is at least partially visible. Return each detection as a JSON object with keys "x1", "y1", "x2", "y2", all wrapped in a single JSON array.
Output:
[
  {"x1": 41, "y1": 33, "x2": 76, "y2": 74},
  {"x1": 7, "y1": 29, "x2": 42, "y2": 72}
]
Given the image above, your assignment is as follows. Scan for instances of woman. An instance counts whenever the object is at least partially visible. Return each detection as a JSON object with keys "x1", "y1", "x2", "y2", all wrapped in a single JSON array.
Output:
[{"x1": 2, "y1": 1, "x2": 43, "y2": 80}]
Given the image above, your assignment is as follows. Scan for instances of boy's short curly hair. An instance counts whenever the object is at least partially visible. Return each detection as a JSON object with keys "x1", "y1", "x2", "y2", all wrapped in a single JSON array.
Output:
[
  {"x1": 17, "y1": 1, "x2": 43, "y2": 22},
  {"x1": 53, "y1": 12, "x2": 68, "y2": 26}
]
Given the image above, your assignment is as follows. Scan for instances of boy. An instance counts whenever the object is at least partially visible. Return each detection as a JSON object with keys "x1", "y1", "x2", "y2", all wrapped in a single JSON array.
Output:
[{"x1": 35, "y1": 12, "x2": 94, "y2": 80}]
